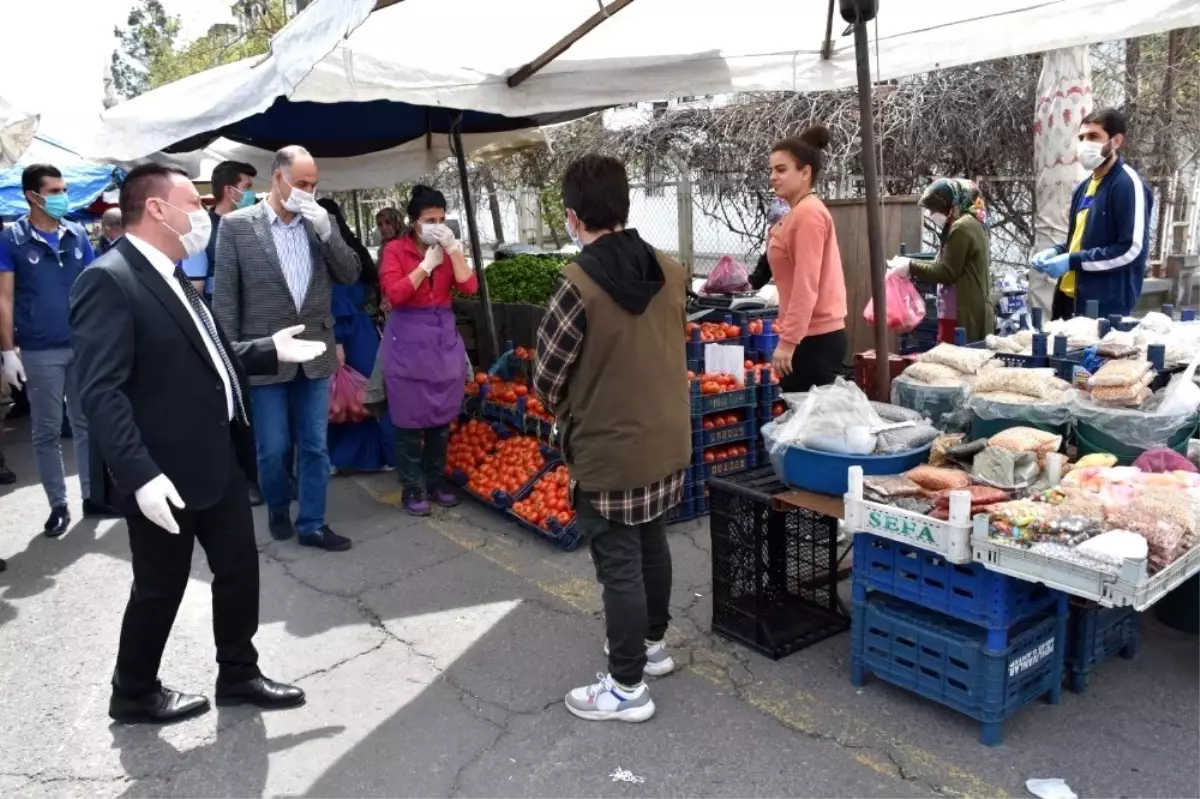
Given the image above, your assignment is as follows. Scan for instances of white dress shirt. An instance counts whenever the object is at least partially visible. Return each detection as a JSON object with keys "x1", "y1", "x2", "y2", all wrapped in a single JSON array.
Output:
[
  {"x1": 264, "y1": 203, "x2": 313, "y2": 311},
  {"x1": 125, "y1": 234, "x2": 235, "y2": 421}
]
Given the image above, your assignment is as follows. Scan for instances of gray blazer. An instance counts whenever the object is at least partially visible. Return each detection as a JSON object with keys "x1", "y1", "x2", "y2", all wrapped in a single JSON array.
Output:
[{"x1": 212, "y1": 201, "x2": 361, "y2": 386}]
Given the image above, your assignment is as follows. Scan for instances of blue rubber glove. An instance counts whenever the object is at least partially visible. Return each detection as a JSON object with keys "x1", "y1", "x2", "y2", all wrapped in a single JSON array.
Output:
[
  {"x1": 1043, "y1": 252, "x2": 1071, "y2": 280},
  {"x1": 1031, "y1": 246, "x2": 1059, "y2": 269}
]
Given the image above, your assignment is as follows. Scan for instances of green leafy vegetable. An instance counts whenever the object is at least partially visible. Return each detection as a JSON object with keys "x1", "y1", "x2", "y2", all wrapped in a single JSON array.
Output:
[{"x1": 481, "y1": 254, "x2": 572, "y2": 306}]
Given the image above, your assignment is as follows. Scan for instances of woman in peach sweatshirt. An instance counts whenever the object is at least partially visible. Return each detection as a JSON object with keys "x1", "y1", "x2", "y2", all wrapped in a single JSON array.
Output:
[{"x1": 766, "y1": 124, "x2": 848, "y2": 392}]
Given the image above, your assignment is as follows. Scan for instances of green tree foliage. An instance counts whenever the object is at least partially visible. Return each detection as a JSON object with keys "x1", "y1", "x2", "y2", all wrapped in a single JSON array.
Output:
[{"x1": 112, "y1": 0, "x2": 291, "y2": 100}]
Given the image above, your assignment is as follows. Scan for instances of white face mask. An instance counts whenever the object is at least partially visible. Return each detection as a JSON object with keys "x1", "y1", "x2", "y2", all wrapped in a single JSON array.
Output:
[
  {"x1": 158, "y1": 201, "x2": 212, "y2": 258},
  {"x1": 565, "y1": 211, "x2": 583, "y2": 248},
  {"x1": 928, "y1": 212, "x2": 948, "y2": 231},
  {"x1": 282, "y1": 175, "x2": 315, "y2": 212},
  {"x1": 1077, "y1": 140, "x2": 1109, "y2": 171},
  {"x1": 417, "y1": 223, "x2": 441, "y2": 246}
]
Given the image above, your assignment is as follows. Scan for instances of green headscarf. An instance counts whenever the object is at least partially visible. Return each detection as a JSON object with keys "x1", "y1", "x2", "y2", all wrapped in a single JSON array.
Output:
[{"x1": 920, "y1": 178, "x2": 987, "y2": 225}]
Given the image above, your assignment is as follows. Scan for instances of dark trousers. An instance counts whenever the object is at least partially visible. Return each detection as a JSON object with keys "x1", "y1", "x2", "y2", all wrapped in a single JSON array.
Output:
[
  {"x1": 113, "y1": 459, "x2": 260, "y2": 698},
  {"x1": 780, "y1": 328, "x2": 847, "y2": 394},
  {"x1": 394, "y1": 424, "x2": 450, "y2": 493},
  {"x1": 576, "y1": 488, "x2": 672, "y2": 687}
]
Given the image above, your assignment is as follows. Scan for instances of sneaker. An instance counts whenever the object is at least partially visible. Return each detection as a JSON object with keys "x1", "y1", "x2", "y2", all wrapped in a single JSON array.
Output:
[
  {"x1": 430, "y1": 484, "x2": 459, "y2": 508},
  {"x1": 604, "y1": 639, "x2": 676, "y2": 677},
  {"x1": 298, "y1": 525, "x2": 353, "y2": 552},
  {"x1": 44, "y1": 505, "x2": 70, "y2": 538},
  {"x1": 565, "y1": 673, "x2": 655, "y2": 722},
  {"x1": 267, "y1": 510, "x2": 296, "y2": 541},
  {"x1": 402, "y1": 489, "x2": 431, "y2": 517}
]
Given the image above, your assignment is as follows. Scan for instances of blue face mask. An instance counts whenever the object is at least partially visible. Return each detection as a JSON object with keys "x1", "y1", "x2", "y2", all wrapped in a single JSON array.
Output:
[
  {"x1": 234, "y1": 188, "x2": 257, "y2": 209},
  {"x1": 37, "y1": 193, "x2": 69, "y2": 220}
]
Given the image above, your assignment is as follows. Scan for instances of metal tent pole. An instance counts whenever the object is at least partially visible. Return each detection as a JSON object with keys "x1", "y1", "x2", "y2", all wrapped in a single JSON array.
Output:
[
  {"x1": 451, "y1": 120, "x2": 499, "y2": 361},
  {"x1": 852, "y1": 12, "x2": 891, "y2": 401}
]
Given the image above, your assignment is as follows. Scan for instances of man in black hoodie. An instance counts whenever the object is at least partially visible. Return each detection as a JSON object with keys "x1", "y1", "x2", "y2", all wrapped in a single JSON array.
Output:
[{"x1": 534, "y1": 154, "x2": 691, "y2": 723}]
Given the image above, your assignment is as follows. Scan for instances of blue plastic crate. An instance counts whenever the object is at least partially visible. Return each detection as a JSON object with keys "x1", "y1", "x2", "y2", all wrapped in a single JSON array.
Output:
[
  {"x1": 504, "y1": 460, "x2": 582, "y2": 551},
  {"x1": 851, "y1": 593, "x2": 1066, "y2": 746},
  {"x1": 690, "y1": 374, "x2": 759, "y2": 417},
  {"x1": 1066, "y1": 600, "x2": 1140, "y2": 694},
  {"x1": 852, "y1": 534, "x2": 1062, "y2": 646},
  {"x1": 898, "y1": 321, "x2": 939, "y2": 355},
  {"x1": 666, "y1": 497, "x2": 698, "y2": 525},
  {"x1": 697, "y1": 450, "x2": 757, "y2": 480},
  {"x1": 695, "y1": 417, "x2": 758, "y2": 448}
]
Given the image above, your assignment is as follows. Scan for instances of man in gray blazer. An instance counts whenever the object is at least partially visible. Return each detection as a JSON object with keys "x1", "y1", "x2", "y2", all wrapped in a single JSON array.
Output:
[{"x1": 213, "y1": 146, "x2": 360, "y2": 552}]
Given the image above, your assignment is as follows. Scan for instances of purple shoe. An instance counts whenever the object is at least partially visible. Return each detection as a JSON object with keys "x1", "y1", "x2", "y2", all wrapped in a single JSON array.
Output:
[
  {"x1": 431, "y1": 484, "x2": 460, "y2": 508},
  {"x1": 402, "y1": 489, "x2": 431, "y2": 517}
]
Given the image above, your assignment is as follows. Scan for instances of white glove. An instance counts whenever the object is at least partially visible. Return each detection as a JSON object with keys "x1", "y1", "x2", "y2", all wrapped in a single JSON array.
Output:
[
  {"x1": 1032, "y1": 246, "x2": 1059, "y2": 268},
  {"x1": 299, "y1": 200, "x2": 332, "y2": 239},
  {"x1": 1, "y1": 350, "x2": 25, "y2": 390},
  {"x1": 886, "y1": 256, "x2": 911, "y2": 277},
  {"x1": 420, "y1": 244, "x2": 444, "y2": 276},
  {"x1": 434, "y1": 224, "x2": 460, "y2": 253},
  {"x1": 135, "y1": 473, "x2": 185, "y2": 534},
  {"x1": 271, "y1": 324, "x2": 328, "y2": 364}
]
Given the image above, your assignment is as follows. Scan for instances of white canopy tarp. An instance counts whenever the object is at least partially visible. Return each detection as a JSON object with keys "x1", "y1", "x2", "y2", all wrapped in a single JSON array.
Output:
[
  {"x1": 0, "y1": 97, "x2": 39, "y2": 169},
  {"x1": 267, "y1": 0, "x2": 1200, "y2": 117}
]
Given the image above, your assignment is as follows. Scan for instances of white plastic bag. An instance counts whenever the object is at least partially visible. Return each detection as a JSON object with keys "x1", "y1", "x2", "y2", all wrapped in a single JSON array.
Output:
[
  {"x1": 1157, "y1": 355, "x2": 1200, "y2": 417},
  {"x1": 767, "y1": 377, "x2": 884, "y2": 456}
]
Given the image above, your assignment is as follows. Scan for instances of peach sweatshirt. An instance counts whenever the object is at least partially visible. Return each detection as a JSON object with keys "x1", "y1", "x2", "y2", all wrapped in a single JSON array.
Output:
[{"x1": 766, "y1": 195, "x2": 847, "y2": 346}]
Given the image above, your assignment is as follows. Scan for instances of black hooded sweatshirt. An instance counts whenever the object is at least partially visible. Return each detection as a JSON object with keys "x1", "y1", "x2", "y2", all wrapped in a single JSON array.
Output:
[{"x1": 572, "y1": 229, "x2": 664, "y2": 315}]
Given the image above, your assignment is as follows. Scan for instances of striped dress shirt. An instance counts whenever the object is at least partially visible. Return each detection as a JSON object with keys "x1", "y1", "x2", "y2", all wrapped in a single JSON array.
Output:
[{"x1": 265, "y1": 204, "x2": 312, "y2": 310}]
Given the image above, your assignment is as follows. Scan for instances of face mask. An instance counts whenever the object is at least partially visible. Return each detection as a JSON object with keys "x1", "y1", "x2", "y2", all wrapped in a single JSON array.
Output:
[
  {"x1": 565, "y1": 212, "x2": 583, "y2": 248},
  {"x1": 929, "y1": 212, "x2": 948, "y2": 231},
  {"x1": 281, "y1": 176, "x2": 315, "y2": 212},
  {"x1": 1077, "y1": 140, "x2": 1109, "y2": 171},
  {"x1": 158, "y1": 201, "x2": 212, "y2": 258},
  {"x1": 417, "y1": 224, "x2": 440, "y2": 246},
  {"x1": 234, "y1": 187, "x2": 257, "y2": 209},
  {"x1": 36, "y1": 193, "x2": 69, "y2": 220}
]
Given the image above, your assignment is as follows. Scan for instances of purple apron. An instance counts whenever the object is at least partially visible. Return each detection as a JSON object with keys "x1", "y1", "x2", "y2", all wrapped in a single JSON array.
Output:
[{"x1": 381, "y1": 306, "x2": 466, "y2": 429}]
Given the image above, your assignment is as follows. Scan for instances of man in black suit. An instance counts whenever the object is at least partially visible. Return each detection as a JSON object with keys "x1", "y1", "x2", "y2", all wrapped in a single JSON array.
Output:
[{"x1": 70, "y1": 163, "x2": 326, "y2": 724}]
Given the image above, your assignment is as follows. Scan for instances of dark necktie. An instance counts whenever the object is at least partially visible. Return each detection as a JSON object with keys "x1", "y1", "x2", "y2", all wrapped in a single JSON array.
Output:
[{"x1": 172, "y1": 266, "x2": 249, "y2": 426}]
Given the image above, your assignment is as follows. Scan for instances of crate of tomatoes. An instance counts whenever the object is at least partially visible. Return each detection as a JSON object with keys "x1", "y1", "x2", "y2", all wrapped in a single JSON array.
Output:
[
  {"x1": 685, "y1": 314, "x2": 749, "y2": 364},
  {"x1": 698, "y1": 442, "x2": 756, "y2": 480},
  {"x1": 445, "y1": 419, "x2": 550, "y2": 510},
  {"x1": 523, "y1": 396, "x2": 556, "y2": 444},
  {"x1": 694, "y1": 409, "x2": 757, "y2": 449},
  {"x1": 509, "y1": 464, "x2": 583, "y2": 551},
  {"x1": 689, "y1": 370, "x2": 759, "y2": 417},
  {"x1": 477, "y1": 373, "x2": 530, "y2": 428}
]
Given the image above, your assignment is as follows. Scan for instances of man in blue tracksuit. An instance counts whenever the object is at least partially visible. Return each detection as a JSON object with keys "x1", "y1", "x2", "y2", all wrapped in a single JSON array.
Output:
[{"x1": 1033, "y1": 108, "x2": 1153, "y2": 320}]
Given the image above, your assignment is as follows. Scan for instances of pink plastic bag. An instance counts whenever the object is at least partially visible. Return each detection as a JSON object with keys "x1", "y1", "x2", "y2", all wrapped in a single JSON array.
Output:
[
  {"x1": 329, "y1": 364, "x2": 370, "y2": 424},
  {"x1": 701, "y1": 256, "x2": 751, "y2": 294},
  {"x1": 863, "y1": 272, "x2": 926, "y2": 333},
  {"x1": 1132, "y1": 447, "x2": 1197, "y2": 474}
]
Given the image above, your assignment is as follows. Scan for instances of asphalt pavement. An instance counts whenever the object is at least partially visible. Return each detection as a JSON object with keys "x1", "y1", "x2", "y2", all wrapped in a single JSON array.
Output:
[{"x1": 0, "y1": 415, "x2": 1196, "y2": 798}]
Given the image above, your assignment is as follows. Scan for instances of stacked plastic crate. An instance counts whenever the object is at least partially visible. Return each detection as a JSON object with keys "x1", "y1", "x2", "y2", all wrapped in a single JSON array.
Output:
[
  {"x1": 753, "y1": 366, "x2": 784, "y2": 466},
  {"x1": 844, "y1": 467, "x2": 1069, "y2": 746}
]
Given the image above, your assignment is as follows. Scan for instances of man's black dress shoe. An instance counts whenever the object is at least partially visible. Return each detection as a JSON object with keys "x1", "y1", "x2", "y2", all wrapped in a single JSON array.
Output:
[
  {"x1": 215, "y1": 676, "x2": 305, "y2": 709},
  {"x1": 268, "y1": 511, "x2": 295, "y2": 541},
  {"x1": 44, "y1": 506, "x2": 69, "y2": 537},
  {"x1": 109, "y1": 686, "x2": 210, "y2": 724}
]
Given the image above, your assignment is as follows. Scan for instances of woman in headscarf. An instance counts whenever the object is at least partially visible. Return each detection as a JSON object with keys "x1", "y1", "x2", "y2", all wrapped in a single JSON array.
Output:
[
  {"x1": 749, "y1": 197, "x2": 793, "y2": 290},
  {"x1": 318, "y1": 198, "x2": 396, "y2": 474},
  {"x1": 375, "y1": 207, "x2": 404, "y2": 248},
  {"x1": 379, "y1": 185, "x2": 479, "y2": 516},
  {"x1": 888, "y1": 178, "x2": 993, "y2": 343}
]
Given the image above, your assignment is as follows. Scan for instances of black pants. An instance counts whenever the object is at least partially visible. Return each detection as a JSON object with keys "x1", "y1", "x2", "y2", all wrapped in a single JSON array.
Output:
[
  {"x1": 394, "y1": 424, "x2": 450, "y2": 493},
  {"x1": 576, "y1": 488, "x2": 672, "y2": 687},
  {"x1": 113, "y1": 461, "x2": 260, "y2": 698},
  {"x1": 780, "y1": 329, "x2": 847, "y2": 393}
]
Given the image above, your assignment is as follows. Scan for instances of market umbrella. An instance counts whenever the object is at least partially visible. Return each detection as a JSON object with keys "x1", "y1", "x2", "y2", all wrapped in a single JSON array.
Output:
[{"x1": 0, "y1": 97, "x2": 38, "y2": 169}]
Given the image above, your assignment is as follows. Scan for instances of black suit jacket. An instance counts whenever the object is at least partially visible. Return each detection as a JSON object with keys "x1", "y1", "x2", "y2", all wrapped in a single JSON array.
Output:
[{"x1": 69, "y1": 237, "x2": 279, "y2": 513}]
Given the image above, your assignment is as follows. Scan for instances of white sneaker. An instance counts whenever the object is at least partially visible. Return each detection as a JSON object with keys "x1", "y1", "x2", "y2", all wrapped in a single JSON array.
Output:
[
  {"x1": 604, "y1": 639, "x2": 676, "y2": 677},
  {"x1": 564, "y1": 673, "x2": 655, "y2": 722}
]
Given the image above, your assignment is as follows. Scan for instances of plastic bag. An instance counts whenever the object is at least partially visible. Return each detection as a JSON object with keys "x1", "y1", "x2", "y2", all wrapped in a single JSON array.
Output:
[
  {"x1": 1088, "y1": 359, "x2": 1152, "y2": 388},
  {"x1": 919, "y1": 343, "x2": 995, "y2": 375},
  {"x1": 1156, "y1": 356, "x2": 1200, "y2": 416},
  {"x1": 906, "y1": 465, "x2": 971, "y2": 491},
  {"x1": 701, "y1": 255, "x2": 752, "y2": 294},
  {"x1": 1068, "y1": 391, "x2": 1200, "y2": 452},
  {"x1": 767, "y1": 378, "x2": 884, "y2": 456},
  {"x1": 970, "y1": 368, "x2": 1067, "y2": 400},
  {"x1": 972, "y1": 447, "x2": 1040, "y2": 490},
  {"x1": 863, "y1": 272, "x2": 926, "y2": 333},
  {"x1": 875, "y1": 421, "x2": 941, "y2": 454},
  {"x1": 863, "y1": 474, "x2": 925, "y2": 499},
  {"x1": 890, "y1": 374, "x2": 968, "y2": 426},
  {"x1": 870, "y1": 401, "x2": 923, "y2": 424},
  {"x1": 329, "y1": 364, "x2": 370, "y2": 424},
  {"x1": 903, "y1": 362, "x2": 964, "y2": 385},
  {"x1": 929, "y1": 433, "x2": 966, "y2": 466},
  {"x1": 1133, "y1": 447, "x2": 1198, "y2": 474},
  {"x1": 989, "y1": 426, "x2": 1062, "y2": 455}
]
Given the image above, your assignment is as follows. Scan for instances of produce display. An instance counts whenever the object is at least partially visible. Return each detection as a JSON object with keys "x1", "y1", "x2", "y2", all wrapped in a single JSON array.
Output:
[
  {"x1": 480, "y1": 254, "x2": 571, "y2": 305},
  {"x1": 685, "y1": 319, "x2": 742, "y2": 343},
  {"x1": 446, "y1": 420, "x2": 546, "y2": 497},
  {"x1": 689, "y1": 370, "x2": 751, "y2": 395},
  {"x1": 512, "y1": 464, "x2": 576, "y2": 530}
]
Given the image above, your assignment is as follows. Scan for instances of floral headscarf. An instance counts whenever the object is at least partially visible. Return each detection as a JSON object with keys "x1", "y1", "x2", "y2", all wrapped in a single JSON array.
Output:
[{"x1": 920, "y1": 178, "x2": 987, "y2": 225}]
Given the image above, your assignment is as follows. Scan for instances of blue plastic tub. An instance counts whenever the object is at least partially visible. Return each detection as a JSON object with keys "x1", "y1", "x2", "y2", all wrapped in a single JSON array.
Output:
[{"x1": 765, "y1": 440, "x2": 932, "y2": 497}]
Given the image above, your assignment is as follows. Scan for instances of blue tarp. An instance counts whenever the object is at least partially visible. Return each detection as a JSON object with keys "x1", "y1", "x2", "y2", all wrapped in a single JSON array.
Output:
[
  {"x1": 163, "y1": 96, "x2": 590, "y2": 158},
  {"x1": 0, "y1": 135, "x2": 125, "y2": 219}
]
